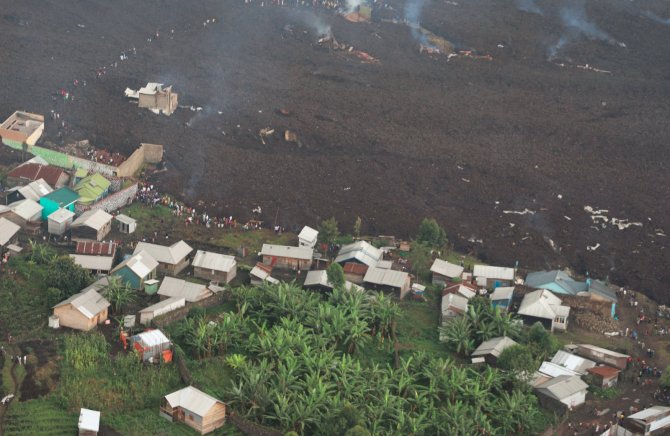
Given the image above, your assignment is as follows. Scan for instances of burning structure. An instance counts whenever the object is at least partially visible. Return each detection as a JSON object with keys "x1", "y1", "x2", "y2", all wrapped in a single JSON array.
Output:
[
  {"x1": 413, "y1": 26, "x2": 455, "y2": 55},
  {"x1": 125, "y1": 83, "x2": 178, "y2": 116}
]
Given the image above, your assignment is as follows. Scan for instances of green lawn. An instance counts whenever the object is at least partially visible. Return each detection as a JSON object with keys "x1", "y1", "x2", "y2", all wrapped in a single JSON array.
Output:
[{"x1": 396, "y1": 299, "x2": 450, "y2": 357}]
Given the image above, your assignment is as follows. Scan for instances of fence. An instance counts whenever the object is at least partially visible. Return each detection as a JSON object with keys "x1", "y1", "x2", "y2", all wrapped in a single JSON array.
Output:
[{"x1": 151, "y1": 292, "x2": 228, "y2": 328}]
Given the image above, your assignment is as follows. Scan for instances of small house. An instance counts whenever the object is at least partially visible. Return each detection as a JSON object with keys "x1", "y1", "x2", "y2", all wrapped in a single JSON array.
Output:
[
  {"x1": 363, "y1": 266, "x2": 411, "y2": 299},
  {"x1": 441, "y1": 292, "x2": 469, "y2": 323},
  {"x1": 298, "y1": 226, "x2": 319, "y2": 249},
  {"x1": 343, "y1": 262, "x2": 368, "y2": 284},
  {"x1": 250, "y1": 262, "x2": 279, "y2": 285},
  {"x1": 0, "y1": 111, "x2": 44, "y2": 148},
  {"x1": 78, "y1": 408, "x2": 100, "y2": 436},
  {"x1": 566, "y1": 344, "x2": 630, "y2": 370},
  {"x1": 444, "y1": 282, "x2": 479, "y2": 300},
  {"x1": 335, "y1": 241, "x2": 382, "y2": 268},
  {"x1": 533, "y1": 375, "x2": 588, "y2": 411},
  {"x1": 52, "y1": 288, "x2": 110, "y2": 331},
  {"x1": 517, "y1": 289, "x2": 570, "y2": 331},
  {"x1": 111, "y1": 250, "x2": 159, "y2": 290},
  {"x1": 130, "y1": 329, "x2": 172, "y2": 362},
  {"x1": 161, "y1": 386, "x2": 226, "y2": 434},
  {"x1": 134, "y1": 240, "x2": 193, "y2": 275},
  {"x1": 139, "y1": 297, "x2": 186, "y2": 325},
  {"x1": 74, "y1": 174, "x2": 111, "y2": 206},
  {"x1": 303, "y1": 269, "x2": 364, "y2": 293},
  {"x1": 473, "y1": 265, "x2": 515, "y2": 289},
  {"x1": 158, "y1": 277, "x2": 214, "y2": 303},
  {"x1": 75, "y1": 240, "x2": 117, "y2": 257},
  {"x1": 71, "y1": 209, "x2": 114, "y2": 241},
  {"x1": 430, "y1": 259, "x2": 464, "y2": 286},
  {"x1": 471, "y1": 336, "x2": 518, "y2": 365},
  {"x1": 260, "y1": 244, "x2": 313, "y2": 270},
  {"x1": 0, "y1": 217, "x2": 20, "y2": 250},
  {"x1": 5, "y1": 178, "x2": 53, "y2": 203},
  {"x1": 550, "y1": 350, "x2": 597, "y2": 375},
  {"x1": 1, "y1": 199, "x2": 43, "y2": 227},
  {"x1": 622, "y1": 406, "x2": 670, "y2": 435},
  {"x1": 115, "y1": 214, "x2": 137, "y2": 234},
  {"x1": 586, "y1": 365, "x2": 620, "y2": 388},
  {"x1": 47, "y1": 208, "x2": 76, "y2": 236},
  {"x1": 537, "y1": 362, "x2": 581, "y2": 378},
  {"x1": 524, "y1": 270, "x2": 587, "y2": 296},
  {"x1": 489, "y1": 286, "x2": 514, "y2": 310},
  {"x1": 40, "y1": 187, "x2": 79, "y2": 220},
  {"x1": 70, "y1": 254, "x2": 115, "y2": 275},
  {"x1": 6, "y1": 164, "x2": 68, "y2": 189},
  {"x1": 191, "y1": 250, "x2": 237, "y2": 284}
]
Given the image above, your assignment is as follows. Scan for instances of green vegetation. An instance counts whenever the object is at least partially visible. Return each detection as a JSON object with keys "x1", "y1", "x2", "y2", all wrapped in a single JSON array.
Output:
[
  {"x1": 4, "y1": 399, "x2": 77, "y2": 436},
  {"x1": 416, "y1": 218, "x2": 448, "y2": 248},
  {"x1": 318, "y1": 217, "x2": 340, "y2": 245},
  {"x1": 104, "y1": 276, "x2": 137, "y2": 314},
  {"x1": 498, "y1": 344, "x2": 537, "y2": 374},
  {"x1": 164, "y1": 283, "x2": 546, "y2": 435},
  {"x1": 590, "y1": 386, "x2": 620, "y2": 399}
]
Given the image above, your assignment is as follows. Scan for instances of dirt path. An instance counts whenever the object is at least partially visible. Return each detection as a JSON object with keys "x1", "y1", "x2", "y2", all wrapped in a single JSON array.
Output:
[{"x1": 0, "y1": 358, "x2": 19, "y2": 436}]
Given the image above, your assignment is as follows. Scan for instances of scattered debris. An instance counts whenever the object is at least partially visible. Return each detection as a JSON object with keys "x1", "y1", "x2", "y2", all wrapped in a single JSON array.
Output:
[
  {"x1": 577, "y1": 64, "x2": 612, "y2": 74},
  {"x1": 461, "y1": 178, "x2": 470, "y2": 183},
  {"x1": 284, "y1": 130, "x2": 298, "y2": 143},
  {"x1": 259, "y1": 127, "x2": 274, "y2": 144},
  {"x1": 564, "y1": 216, "x2": 572, "y2": 221},
  {"x1": 503, "y1": 209, "x2": 536, "y2": 215},
  {"x1": 587, "y1": 243, "x2": 601, "y2": 251},
  {"x1": 125, "y1": 83, "x2": 178, "y2": 116}
]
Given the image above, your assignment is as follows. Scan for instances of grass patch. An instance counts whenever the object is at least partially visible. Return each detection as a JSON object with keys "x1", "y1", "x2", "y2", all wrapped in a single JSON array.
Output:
[
  {"x1": 120, "y1": 204, "x2": 178, "y2": 234},
  {"x1": 4, "y1": 398, "x2": 77, "y2": 436},
  {"x1": 214, "y1": 229, "x2": 294, "y2": 253},
  {"x1": 396, "y1": 300, "x2": 449, "y2": 357}
]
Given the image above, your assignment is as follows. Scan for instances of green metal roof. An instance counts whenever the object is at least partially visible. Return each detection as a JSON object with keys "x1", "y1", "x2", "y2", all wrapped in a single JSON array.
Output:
[
  {"x1": 75, "y1": 173, "x2": 111, "y2": 204},
  {"x1": 75, "y1": 168, "x2": 88, "y2": 178},
  {"x1": 43, "y1": 187, "x2": 80, "y2": 206}
]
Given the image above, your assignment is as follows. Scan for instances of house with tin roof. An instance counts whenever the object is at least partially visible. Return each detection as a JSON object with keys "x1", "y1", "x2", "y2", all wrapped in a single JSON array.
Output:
[
  {"x1": 74, "y1": 173, "x2": 111, "y2": 206},
  {"x1": 489, "y1": 286, "x2": 515, "y2": 311},
  {"x1": 71, "y1": 209, "x2": 114, "y2": 241},
  {"x1": 6, "y1": 163, "x2": 68, "y2": 189},
  {"x1": 0, "y1": 217, "x2": 20, "y2": 250},
  {"x1": 586, "y1": 365, "x2": 620, "y2": 388},
  {"x1": 580, "y1": 280, "x2": 618, "y2": 303},
  {"x1": 5, "y1": 178, "x2": 53, "y2": 204},
  {"x1": 343, "y1": 262, "x2": 368, "y2": 284},
  {"x1": 52, "y1": 287, "x2": 110, "y2": 331},
  {"x1": 158, "y1": 277, "x2": 215, "y2": 303},
  {"x1": 473, "y1": 265, "x2": 515, "y2": 289},
  {"x1": 250, "y1": 262, "x2": 279, "y2": 286},
  {"x1": 191, "y1": 250, "x2": 237, "y2": 284},
  {"x1": 111, "y1": 250, "x2": 159, "y2": 290},
  {"x1": 430, "y1": 258, "x2": 464, "y2": 286},
  {"x1": 622, "y1": 406, "x2": 670, "y2": 435},
  {"x1": 70, "y1": 254, "x2": 115, "y2": 275},
  {"x1": 524, "y1": 270, "x2": 588, "y2": 296},
  {"x1": 335, "y1": 241, "x2": 383, "y2": 268},
  {"x1": 533, "y1": 375, "x2": 588, "y2": 411},
  {"x1": 260, "y1": 244, "x2": 313, "y2": 271},
  {"x1": 550, "y1": 350, "x2": 596, "y2": 375},
  {"x1": 363, "y1": 266, "x2": 411, "y2": 298},
  {"x1": 441, "y1": 292, "x2": 469, "y2": 323},
  {"x1": 76, "y1": 240, "x2": 117, "y2": 257},
  {"x1": 134, "y1": 240, "x2": 193, "y2": 275},
  {"x1": 471, "y1": 336, "x2": 517, "y2": 365},
  {"x1": 298, "y1": 226, "x2": 319, "y2": 249},
  {"x1": 39, "y1": 187, "x2": 79, "y2": 220},
  {"x1": 303, "y1": 269, "x2": 364, "y2": 293},
  {"x1": 444, "y1": 282, "x2": 479, "y2": 300},
  {"x1": 161, "y1": 386, "x2": 226, "y2": 434},
  {"x1": 517, "y1": 289, "x2": 570, "y2": 331},
  {"x1": 0, "y1": 199, "x2": 43, "y2": 229}
]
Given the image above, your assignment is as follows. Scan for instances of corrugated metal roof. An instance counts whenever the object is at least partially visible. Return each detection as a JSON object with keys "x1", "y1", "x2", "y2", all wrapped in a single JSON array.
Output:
[
  {"x1": 164, "y1": 386, "x2": 224, "y2": 418},
  {"x1": 139, "y1": 296, "x2": 186, "y2": 315},
  {"x1": 9, "y1": 199, "x2": 43, "y2": 220},
  {"x1": 0, "y1": 217, "x2": 20, "y2": 245},
  {"x1": 444, "y1": 283, "x2": 478, "y2": 299},
  {"x1": 74, "y1": 174, "x2": 111, "y2": 203},
  {"x1": 260, "y1": 244, "x2": 313, "y2": 260},
  {"x1": 551, "y1": 350, "x2": 596, "y2": 374},
  {"x1": 114, "y1": 250, "x2": 158, "y2": 278},
  {"x1": 534, "y1": 375, "x2": 588, "y2": 401},
  {"x1": 132, "y1": 329, "x2": 170, "y2": 347},
  {"x1": 54, "y1": 288, "x2": 110, "y2": 319},
  {"x1": 364, "y1": 266, "x2": 409, "y2": 289},
  {"x1": 585, "y1": 280, "x2": 618, "y2": 302},
  {"x1": 70, "y1": 254, "x2": 114, "y2": 271},
  {"x1": 628, "y1": 406, "x2": 670, "y2": 421},
  {"x1": 335, "y1": 241, "x2": 383, "y2": 267},
  {"x1": 430, "y1": 259, "x2": 464, "y2": 278},
  {"x1": 134, "y1": 240, "x2": 193, "y2": 264},
  {"x1": 72, "y1": 209, "x2": 113, "y2": 231},
  {"x1": 76, "y1": 241, "x2": 117, "y2": 256},
  {"x1": 442, "y1": 293, "x2": 468, "y2": 315},
  {"x1": 115, "y1": 214, "x2": 136, "y2": 225},
  {"x1": 7, "y1": 163, "x2": 66, "y2": 186},
  {"x1": 473, "y1": 265, "x2": 515, "y2": 280},
  {"x1": 191, "y1": 250, "x2": 236, "y2": 273},
  {"x1": 303, "y1": 270, "x2": 363, "y2": 292},
  {"x1": 576, "y1": 344, "x2": 630, "y2": 359},
  {"x1": 48, "y1": 208, "x2": 75, "y2": 223},
  {"x1": 538, "y1": 362, "x2": 580, "y2": 378},
  {"x1": 343, "y1": 262, "x2": 368, "y2": 275},
  {"x1": 298, "y1": 226, "x2": 318, "y2": 243},
  {"x1": 471, "y1": 336, "x2": 517, "y2": 358},
  {"x1": 10, "y1": 178, "x2": 53, "y2": 201},
  {"x1": 489, "y1": 286, "x2": 514, "y2": 301},
  {"x1": 250, "y1": 265, "x2": 279, "y2": 284},
  {"x1": 587, "y1": 365, "x2": 620, "y2": 378},
  {"x1": 158, "y1": 276, "x2": 212, "y2": 302},
  {"x1": 518, "y1": 289, "x2": 570, "y2": 320},
  {"x1": 44, "y1": 187, "x2": 80, "y2": 207},
  {"x1": 524, "y1": 270, "x2": 587, "y2": 295}
]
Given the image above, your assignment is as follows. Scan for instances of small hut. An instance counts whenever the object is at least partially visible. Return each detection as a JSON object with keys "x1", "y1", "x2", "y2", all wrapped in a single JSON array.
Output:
[
  {"x1": 130, "y1": 329, "x2": 172, "y2": 363},
  {"x1": 161, "y1": 386, "x2": 226, "y2": 434}
]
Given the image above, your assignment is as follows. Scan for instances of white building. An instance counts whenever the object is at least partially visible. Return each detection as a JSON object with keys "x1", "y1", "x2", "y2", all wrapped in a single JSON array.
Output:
[{"x1": 298, "y1": 226, "x2": 319, "y2": 249}]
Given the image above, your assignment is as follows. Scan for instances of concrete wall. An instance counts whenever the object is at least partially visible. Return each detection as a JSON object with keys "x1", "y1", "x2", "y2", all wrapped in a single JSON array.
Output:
[{"x1": 75, "y1": 183, "x2": 138, "y2": 214}]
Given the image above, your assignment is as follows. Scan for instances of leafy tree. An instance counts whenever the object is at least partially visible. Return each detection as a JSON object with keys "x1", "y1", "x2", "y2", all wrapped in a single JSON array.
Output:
[
  {"x1": 318, "y1": 217, "x2": 340, "y2": 245},
  {"x1": 46, "y1": 287, "x2": 64, "y2": 308},
  {"x1": 497, "y1": 344, "x2": 536, "y2": 375},
  {"x1": 441, "y1": 316, "x2": 474, "y2": 355},
  {"x1": 47, "y1": 256, "x2": 93, "y2": 297},
  {"x1": 326, "y1": 262, "x2": 345, "y2": 290},
  {"x1": 526, "y1": 322, "x2": 560, "y2": 360},
  {"x1": 353, "y1": 216, "x2": 362, "y2": 238},
  {"x1": 104, "y1": 276, "x2": 136, "y2": 313},
  {"x1": 408, "y1": 242, "x2": 432, "y2": 281},
  {"x1": 416, "y1": 218, "x2": 447, "y2": 247}
]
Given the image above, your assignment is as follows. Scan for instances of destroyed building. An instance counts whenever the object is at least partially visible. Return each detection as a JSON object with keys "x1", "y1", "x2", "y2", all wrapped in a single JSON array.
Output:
[{"x1": 125, "y1": 83, "x2": 178, "y2": 116}]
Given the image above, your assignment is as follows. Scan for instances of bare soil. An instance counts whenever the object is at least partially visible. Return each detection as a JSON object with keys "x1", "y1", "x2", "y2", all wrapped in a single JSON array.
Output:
[
  {"x1": 0, "y1": 1, "x2": 669, "y2": 300},
  {"x1": 17, "y1": 340, "x2": 59, "y2": 401}
]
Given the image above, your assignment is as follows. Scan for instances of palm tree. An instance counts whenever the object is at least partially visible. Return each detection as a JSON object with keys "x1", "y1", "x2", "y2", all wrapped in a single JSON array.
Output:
[
  {"x1": 104, "y1": 276, "x2": 136, "y2": 313},
  {"x1": 344, "y1": 319, "x2": 370, "y2": 354},
  {"x1": 440, "y1": 317, "x2": 474, "y2": 356}
]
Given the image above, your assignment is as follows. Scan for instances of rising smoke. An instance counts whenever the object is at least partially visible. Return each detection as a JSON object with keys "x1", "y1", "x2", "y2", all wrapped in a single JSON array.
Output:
[
  {"x1": 403, "y1": 0, "x2": 433, "y2": 47},
  {"x1": 641, "y1": 9, "x2": 670, "y2": 26},
  {"x1": 516, "y1": 0, "x2": 543, "y2": 16},
  {"x1": 345, "y1": 0, "x2": 363, "y2": 14}
]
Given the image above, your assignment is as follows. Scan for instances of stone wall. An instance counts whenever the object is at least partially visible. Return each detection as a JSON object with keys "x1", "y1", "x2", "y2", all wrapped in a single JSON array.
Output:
[
  {"x1": 152, "y1": 292, "x2": 227, "y2": 328},
  {"x1": 75, "y1": 183, "x2": 138, "y2": 214}
]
